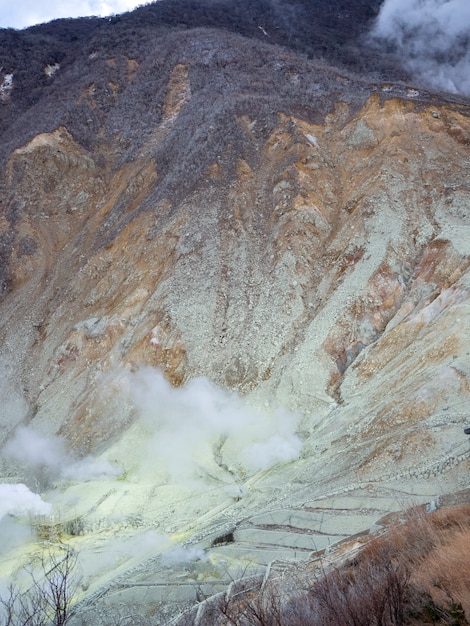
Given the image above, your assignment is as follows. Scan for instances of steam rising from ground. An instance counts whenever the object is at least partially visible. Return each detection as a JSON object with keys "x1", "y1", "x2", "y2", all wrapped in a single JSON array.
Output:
[
  {"x1": 3, "y1": 425, "x2": 119, "y2": 488},
  {"x1": 369, "y1": 0, "x2": 470, "y2": 96},
  {"x1": 0, "y1": 483, "x2": 51, "y2": 554},
  {"x1": 161, "y1": 545, "x2": 207, "y2": 567},
  {"x1": 0, "y1": 426, "x2": 119, "y2": 545},
  {"x1": 126, "y1": 368, "x2": 302, "y2": 484},
  {"x1": 0, "y1": 483, "x2": 52, "y2": 521},
  {"x1": 0, "y1": 371, "x2": 302, "y2": 600}
]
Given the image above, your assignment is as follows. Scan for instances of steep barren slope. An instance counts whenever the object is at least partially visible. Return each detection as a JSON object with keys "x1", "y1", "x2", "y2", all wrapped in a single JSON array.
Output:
[{"x1": 0, "y1": 12, "x2": 469, "y2": 624}]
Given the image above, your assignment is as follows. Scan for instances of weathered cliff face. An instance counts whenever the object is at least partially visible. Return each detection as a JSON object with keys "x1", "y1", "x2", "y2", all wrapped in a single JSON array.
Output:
[
  {"x1": 0, "y1": 15, "x2": 469, "y2": 622},
  {"x1": 2, "y1": 80, "x2": 469, "y2": 450}
]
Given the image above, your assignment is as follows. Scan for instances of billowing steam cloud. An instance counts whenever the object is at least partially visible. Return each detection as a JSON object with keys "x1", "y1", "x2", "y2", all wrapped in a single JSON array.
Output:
[
  {"x1": 161, "y1": 545, "x2": 207, "y2": 567},
  {"x1": 0, "y1": 426, "x2": 119, "y2": 550},
  {"x1": 3, "y1": 425, "x2": 119, "y2": 488},
  {"x1": 369, "y1": 0, "x2": 470, "y2": 96},
  {"x1": 0, "y1": 483, "x2": 52, "y2": 521},
  {"x1": 0, "y1": 484, "x2": 52, "y2": 555},
  {"x1": 125, "y1": 368, "x2": 302, "y2": 484}
]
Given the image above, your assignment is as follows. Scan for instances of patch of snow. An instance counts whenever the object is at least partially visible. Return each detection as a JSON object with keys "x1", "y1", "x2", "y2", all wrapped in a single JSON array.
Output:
[
  {"x1": 45, "y1": 63, "x2": 60, "y2": 77},
  {"x1": 0, "y1": 73, "x2": 13, "y2": 100},
  {"x1": 306, "y1": 133, "x2": 319, "y2": 148}
]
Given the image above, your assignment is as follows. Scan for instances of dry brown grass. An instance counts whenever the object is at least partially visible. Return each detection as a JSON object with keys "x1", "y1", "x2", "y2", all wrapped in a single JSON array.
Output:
[
  {"x1": 365, "y1": 503, "x2": 470, "y2": 624},
  {"x1": 296, "y1": 502, "x2": 470, "y2": 625},
  {"x1": 413, "y1": 527, "x2": 470, "y2": 618}
]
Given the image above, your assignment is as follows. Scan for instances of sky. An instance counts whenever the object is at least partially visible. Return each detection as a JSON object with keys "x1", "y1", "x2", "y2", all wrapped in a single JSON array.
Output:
[{"x1": 0, "y1": 0, "x2": 152, "y2": 29}]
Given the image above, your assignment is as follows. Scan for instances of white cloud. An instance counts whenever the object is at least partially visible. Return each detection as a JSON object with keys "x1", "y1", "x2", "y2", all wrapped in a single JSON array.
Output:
[
  {"x1": 369, "y1": 0, "x2": 470, "y2": 96},
  {"x1": 0, "y1": 0, "x2": 152, "y2": 30}
]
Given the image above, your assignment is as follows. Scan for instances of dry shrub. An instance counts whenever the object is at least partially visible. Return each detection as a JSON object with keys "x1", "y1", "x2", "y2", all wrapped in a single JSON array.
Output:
[
  {"x1": 214, "y1": 581, "x2": 285, "y2": 626},
  {"x1": 429, "y1": 504, "x2": 470, "y2": 533},
  {"x1": 289, "y1": 504, "x2": 470, "y2": 626},
  {"x1": 306, "y1": 556, "x2": 408, "y2": 626},
  {"x1": 377, "y1": 504, "x2": 470, "y2": 564},
  {"x1": 211, "y1": 541, "x2": 409, "y2": 626},
  {"x1": 378, "y1": 503, "x2": 470, "y2": 623},
  {"x1": 384, "y1": 505, "x2": 441, "y2": 566},
  {"x1": 177, "y1": 504, "x2": 470, "y2": 625},
  {"x1": 413, "y1": 528, "x2": 470, "y2": 617}
]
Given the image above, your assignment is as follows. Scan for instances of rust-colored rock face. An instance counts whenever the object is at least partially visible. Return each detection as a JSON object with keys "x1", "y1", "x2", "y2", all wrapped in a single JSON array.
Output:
[
  {"x1": 0, "y1": 17, "x2": 469, "y2": 622},
  {"x1": 3, "y1": 88, "x2": 469, "y2": 459}
]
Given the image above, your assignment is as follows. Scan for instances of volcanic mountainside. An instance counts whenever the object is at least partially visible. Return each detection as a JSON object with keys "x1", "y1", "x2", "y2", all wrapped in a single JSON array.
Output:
[{"x1": 0, "y1": 0, "x2": 469, "y2": 622}]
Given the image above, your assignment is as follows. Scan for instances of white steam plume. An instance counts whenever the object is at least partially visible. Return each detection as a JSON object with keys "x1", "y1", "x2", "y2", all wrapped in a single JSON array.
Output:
[
  {"x1": 125, "y1": 368, "x2": 302, "y2": 484},
  {"x1": 161, "y1": 545, "x2": 207, "y2": 567},
  {"x1": 78, "y1": 531, "x2": 170, "y2": 587},
  {"x1": 369, "y1": 0, "x2": 470, "y2": 96},
  {"x1": 3, "y1": 425, "x2": 119, "y2": 487},
  {"x1": 0, "y1": 483, "x2": 52, "y2": 521},
  {"x1": 0, "y1": 484, "x2": 52, "y2": 556},
  {"x1": 0, "y1": 515, "x2": 33, "y2": 554}
]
